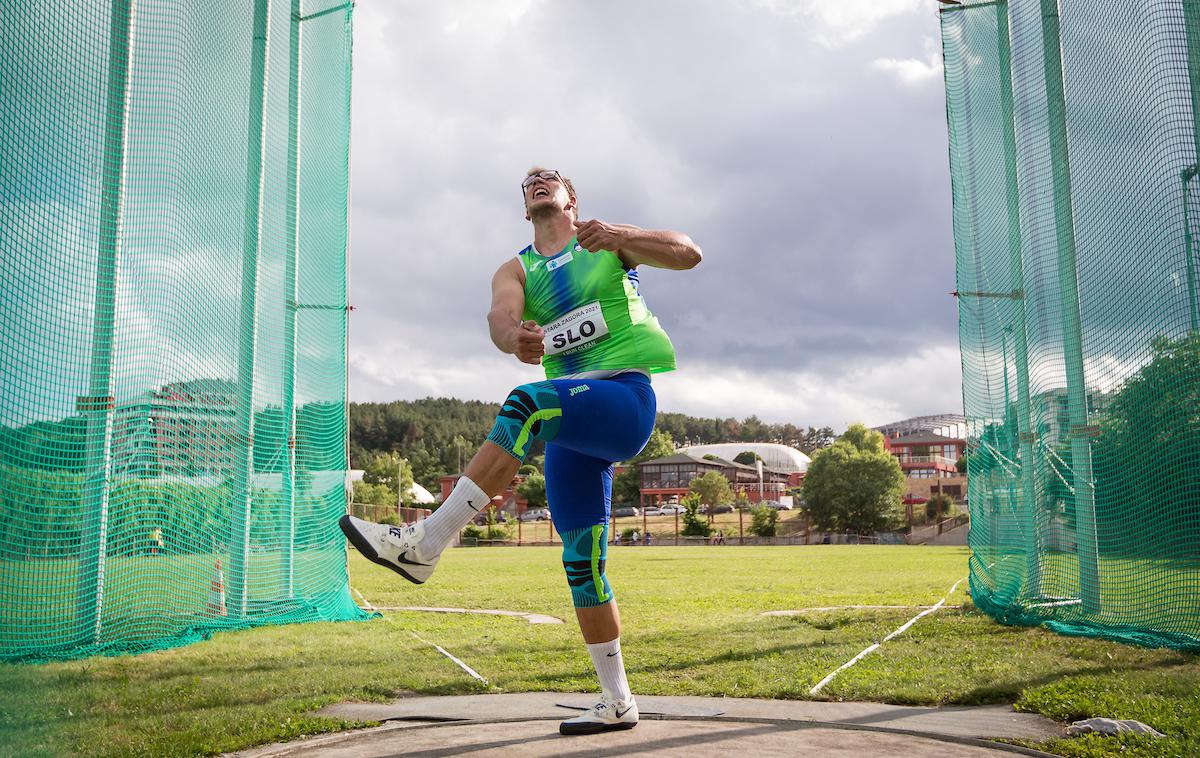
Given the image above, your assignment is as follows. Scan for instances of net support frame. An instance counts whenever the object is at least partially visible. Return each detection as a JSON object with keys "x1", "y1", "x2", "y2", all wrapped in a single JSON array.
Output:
[
  {"x1": 77, "y1": 0, "x2": 137, "y2": 646},
  {"x1": 1037, "y1": 0, "x2": 1101, "y2": 613},
  {"x1": 995, "y1": 0, "x2": 1044, "y2": 599},
  {"x1": 280, "y1": 0, "x2": 303, "y2": 600},
  {"x1": 1184, "y1": 1, "x2": 1200, "y2": 332},
  {"x1": 230, "y1": 0, "x2": 272, "y2": 618}
]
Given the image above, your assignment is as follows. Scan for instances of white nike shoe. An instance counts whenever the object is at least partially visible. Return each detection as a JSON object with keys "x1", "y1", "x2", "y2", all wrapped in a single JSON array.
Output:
[
  {"x1": 339, "y1": 515, "x2": 439, "y2": 584},
  {"x1": 559, "y1": 694, "x2": 639, "y2": 736}
]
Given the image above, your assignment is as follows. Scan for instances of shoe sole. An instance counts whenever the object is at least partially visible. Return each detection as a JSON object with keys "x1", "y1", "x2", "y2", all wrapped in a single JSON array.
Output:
[
  {"x1": 339, "y1": 515, "x2": 426, "y2": 586},
  {"x1": 559, "y1": 720, "x2": 637, "y2": 736}
]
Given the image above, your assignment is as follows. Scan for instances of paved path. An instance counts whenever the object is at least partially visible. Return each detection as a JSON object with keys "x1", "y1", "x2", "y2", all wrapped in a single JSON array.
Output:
[{"x1": 229, "y1": 693, "x2": 1063, "y2": 758}]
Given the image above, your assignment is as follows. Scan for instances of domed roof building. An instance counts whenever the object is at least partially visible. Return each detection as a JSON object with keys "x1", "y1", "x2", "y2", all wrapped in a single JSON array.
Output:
[{"x1": 679, "y1": 442, "x2": 810, "y2": 474}]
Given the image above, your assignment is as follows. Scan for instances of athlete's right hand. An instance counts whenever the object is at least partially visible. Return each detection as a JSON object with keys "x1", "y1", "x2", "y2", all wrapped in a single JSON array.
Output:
[{"x1": 512, "y1": 320, "x2": 545, "y2": 365}]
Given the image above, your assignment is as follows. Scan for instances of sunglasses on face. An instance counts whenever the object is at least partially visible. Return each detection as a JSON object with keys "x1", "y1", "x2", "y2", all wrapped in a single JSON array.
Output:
[{"x1": 521, "y1": 170, "x2": 562, "y2": 192}]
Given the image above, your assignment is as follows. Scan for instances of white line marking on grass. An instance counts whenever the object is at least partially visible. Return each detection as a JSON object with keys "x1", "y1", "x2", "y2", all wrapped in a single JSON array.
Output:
[
  {"x1": 374, "y1": 606, "x2": 564, "y2": 624},
  {"x1": 352, "y1": 587, "x2": 489, "y2": 685},
  {"x1": 808, "y1": 577, "x2": 965, "y2": 696},
  {"x1": 762, "y1": 605, "x2": 962, "y2": 616}
]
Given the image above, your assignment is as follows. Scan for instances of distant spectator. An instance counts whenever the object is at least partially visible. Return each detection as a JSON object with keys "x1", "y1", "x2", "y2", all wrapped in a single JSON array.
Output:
[
  {"x1": 644, "y1": 532, "x2": 652, "y2": 546},
  {"x1": 631, "y1": 529, "x2": 640, "y2": 545}
]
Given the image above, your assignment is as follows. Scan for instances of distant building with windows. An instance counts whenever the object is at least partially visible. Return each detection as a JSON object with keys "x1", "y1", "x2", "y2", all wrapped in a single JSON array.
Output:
[
  {"x1": 874, "y1": 416, "x2": 968, "y2": 505},
  {"x1": 636, "y1": 451, "x2": 791, "y2": 509},
  {"x1": 111, "y1": 379, "x2": 237, "y2": 477}
]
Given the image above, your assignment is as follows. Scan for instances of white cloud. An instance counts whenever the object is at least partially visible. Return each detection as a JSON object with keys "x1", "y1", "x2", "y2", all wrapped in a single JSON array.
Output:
[
  {"x1": 872, "y1": 36, "x2": 944, "y2": 85},
  {"x1": 872, "y1": 55, "x2": 943, "y2": 85},
  {"x1": 743, "y1": 0, "x2": 935, "y2": 46},
  {"x1": 653, "y1": 343, "x2": 963, "y2": 429},
  {"x1": 346, "y1": 1, "x2": 963, "y2": 430}
]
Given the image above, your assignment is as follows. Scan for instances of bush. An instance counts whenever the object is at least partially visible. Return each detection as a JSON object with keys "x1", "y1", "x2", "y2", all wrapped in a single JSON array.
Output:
[
  {"x1": 926, "y1": 493, "x2": 955, "y2": 521},
  {"x1": 748, "y1": 506, "x2": 778, "y2": 537},
  {"x1": 461, "y1": 524, "x2": 483, "y2": 545},
  {"x1": 621, "y1": 527, "x2": 639, "y2": 542},
  {"x1": 680, "y1": 493, "x2": 712, "y2": 537}
]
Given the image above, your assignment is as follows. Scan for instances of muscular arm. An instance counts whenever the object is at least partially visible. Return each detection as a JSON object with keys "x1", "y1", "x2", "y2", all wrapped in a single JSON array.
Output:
[
  {"x1": 488, "y1": 258, "x2": 545, "y2": 365},
  {"x1": 574, "y1": 219, "x2": 702, "y2": 270}
]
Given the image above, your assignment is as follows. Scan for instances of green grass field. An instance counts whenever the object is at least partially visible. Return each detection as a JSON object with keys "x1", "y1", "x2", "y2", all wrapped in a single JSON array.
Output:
[{"x1": 1, "y1": 545, "x2": 1197, "y2": 757}]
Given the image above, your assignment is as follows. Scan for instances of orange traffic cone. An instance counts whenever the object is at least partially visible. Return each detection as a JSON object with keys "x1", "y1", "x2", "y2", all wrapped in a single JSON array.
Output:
[{"x1": 207, "y1": 559, "x2": 228, "y2": 616}]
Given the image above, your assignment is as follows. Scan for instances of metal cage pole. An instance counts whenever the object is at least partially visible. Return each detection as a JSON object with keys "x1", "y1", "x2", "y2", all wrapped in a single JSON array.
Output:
[
  {"x1": 1183, "y1": 1, "x2": 1200, "y2": 332},
  {"x1": 78, "y1": 0, "x2": 137, "y2": 646},
  {"x1": 230, "y1": 0, "x2": 272, "y2": 618},
  {"x1": 1038, "y1": 0, "x2": 1101, "y2": 613},
  {"x1": 996, "y1": 2, "x2": 1045, "y2": 598},
  {"x1": 281, "y1": 0, "x2": 303, "y2": 600}
]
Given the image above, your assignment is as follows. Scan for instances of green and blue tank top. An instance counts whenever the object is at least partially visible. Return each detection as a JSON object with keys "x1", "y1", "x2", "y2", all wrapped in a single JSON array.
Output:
[{"x1": 518, "y1": 238, "x2": 677, "y2": 380}]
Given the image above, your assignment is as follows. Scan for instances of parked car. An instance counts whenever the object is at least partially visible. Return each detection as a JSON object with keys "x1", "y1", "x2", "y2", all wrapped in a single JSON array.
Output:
[
  {"x1": 658, "y1": 504, "x2": 687, "y2": 515},
  {"x1": 611, "y1": 505, "x2": 640, "y2": 518},
  {"x1": 472, "y1": 509, "x2": 509, "y2": 525},
  {"x1": 642, "y1": 506, "x2": 666, "y2": 517},
  {"x1": 700, "y1": 503, "x2": 735, "y2": 515},
  {"x1": 762, "y1": 501, "x2": 793, "y2": 511},
  {"x1": 519, "y1": 508, "x2": 551, "y2": 521}
]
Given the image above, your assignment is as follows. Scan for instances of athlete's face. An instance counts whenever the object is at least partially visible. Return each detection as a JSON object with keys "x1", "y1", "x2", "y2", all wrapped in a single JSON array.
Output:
[{"x1": 523, "y1": 170, "x2": 573, "y2": 219}]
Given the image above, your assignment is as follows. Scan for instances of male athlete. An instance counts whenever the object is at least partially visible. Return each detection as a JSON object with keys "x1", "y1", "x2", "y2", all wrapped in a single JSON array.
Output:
[{"x1": 340, "y1": 167, "x2": 700, "y2": 735}]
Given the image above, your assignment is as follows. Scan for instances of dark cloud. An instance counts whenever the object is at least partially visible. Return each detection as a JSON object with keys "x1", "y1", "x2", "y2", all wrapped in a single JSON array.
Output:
[{"x1": 348, "y1": 0, "x2": 963, "y2": 426}]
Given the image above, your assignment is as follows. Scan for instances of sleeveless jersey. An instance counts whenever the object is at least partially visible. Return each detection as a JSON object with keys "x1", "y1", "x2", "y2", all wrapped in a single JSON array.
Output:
[{"x1": 518, "y1": 238, "x2": 677, "y2": 380}]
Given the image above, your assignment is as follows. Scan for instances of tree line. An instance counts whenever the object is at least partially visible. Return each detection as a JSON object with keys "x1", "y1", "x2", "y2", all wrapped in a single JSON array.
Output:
[{"x1": 349, "y1": 398, "x2": 835, "y2": 492}]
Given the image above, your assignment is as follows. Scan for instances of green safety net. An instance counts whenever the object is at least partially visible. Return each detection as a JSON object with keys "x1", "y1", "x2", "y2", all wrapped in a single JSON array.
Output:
[
  {"x1": 0, "y1": 0, "x2": 366, "y2": 662},
  {"x1": 942, "y1": 0, "x2": 1200, "y2": 649}
]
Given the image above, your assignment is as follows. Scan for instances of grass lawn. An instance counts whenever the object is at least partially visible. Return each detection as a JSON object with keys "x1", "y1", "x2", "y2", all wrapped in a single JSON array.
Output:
[{"x1": 1, "y1": 545, "x2": 1197, "y2": 757}]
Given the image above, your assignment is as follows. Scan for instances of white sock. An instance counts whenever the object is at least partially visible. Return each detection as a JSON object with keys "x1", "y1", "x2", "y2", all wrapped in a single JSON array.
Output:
[
  {"x1": 420, "y1": 476, "x2": 488, "y2": 555},
  {"x1": 586, "y1": 637, "x2": 633, "y2": 702}
]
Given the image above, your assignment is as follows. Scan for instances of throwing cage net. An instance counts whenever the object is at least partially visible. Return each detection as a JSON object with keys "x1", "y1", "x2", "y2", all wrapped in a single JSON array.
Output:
[
  {"x1": 942, "y1": 0, "x2": 1200, "y2": 649},
  {"x1": 0, "y1": 0, "x2": 365, "y2": 662}
]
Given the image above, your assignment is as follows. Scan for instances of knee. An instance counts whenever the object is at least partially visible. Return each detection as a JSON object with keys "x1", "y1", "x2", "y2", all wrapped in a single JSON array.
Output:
[
  {"x1": 485, "y1": 381, "x2": 562, "y2": 460},
  {"x1": 561, "y1": 524, "x2": 613, "y2": 608}
]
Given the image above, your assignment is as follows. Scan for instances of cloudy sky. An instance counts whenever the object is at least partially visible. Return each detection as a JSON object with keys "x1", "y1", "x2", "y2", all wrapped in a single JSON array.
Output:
[{"x1": 347, "y1": 0, "x2": 962, "y2": 431}]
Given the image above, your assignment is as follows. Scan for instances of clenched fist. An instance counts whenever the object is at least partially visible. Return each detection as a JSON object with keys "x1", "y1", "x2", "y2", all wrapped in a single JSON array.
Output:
[
  {"x1": 574, "y1": 219, "x2": 626, "y2": 253},
  {"x1": 512, "y1": 319, "x2": 545, "y2": 365}
]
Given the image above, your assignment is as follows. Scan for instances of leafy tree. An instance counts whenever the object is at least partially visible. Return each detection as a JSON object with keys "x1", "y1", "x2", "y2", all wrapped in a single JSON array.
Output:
[
  {"x1": 802, "y1": 423, "x2": 904, "y2": 535},
  {"x1": 397, "y1": 457, "x2": 415, "y2": 506},
  {"x1": 362, "y1": 451, "x2": 399, "y2": 487},
  {"x1": 689, "y1": 470, "x2": 732, "y2": 506},
  {"x1": 638, "y1": 428, "x2": 676, "y2": 461},
  {"x1": 352, "y1": 481, "x2": 395, "y2": 507},
  {"x1": 733, "y1": 451, "x2": 763, "y2": 465},
  {"x1": 480, "y1": 507, "x2": 512, "y2": 541},
  {"x1": 702, "y1": 454, "x2": 722, "y2": 461},
  {"x1": 688, "y1": 470, "x2": 733, "y2": 521},
  {"x1": 518, "y1": 464, "x2": 539, "y2": 476},
  {"x1": 1092, "y1": 332, "x2": 1200, "y2": 554},
  {"x1": 748, "y1": 505, "x2": 778, "y2": 537},
  {"x1": 679, "y1": 493, "x2": 712, "y2": 537},
  {"x1": 611, "y1": 467, "x2": 641, "y2": 506},
  {"x1": 517, "y1": 473, "x2": 547, "y2": 510},
  {"x1": 926, "y1": 493, "x2": 954, "y2": 522}
]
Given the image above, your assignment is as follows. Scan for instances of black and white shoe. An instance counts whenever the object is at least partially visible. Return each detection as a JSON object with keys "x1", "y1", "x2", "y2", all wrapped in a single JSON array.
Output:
[
  {"x1": 339, "y1": 515, "x2": 439, "y2": 584},
  {"x1": 559, "y1": 695, "x2": 639, "y2": 735}
]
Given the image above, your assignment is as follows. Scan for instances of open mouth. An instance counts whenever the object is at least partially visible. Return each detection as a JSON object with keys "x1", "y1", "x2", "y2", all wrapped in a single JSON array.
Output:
[{"x1": 532, "y1": 187, "x2": 550, "y2": 199}]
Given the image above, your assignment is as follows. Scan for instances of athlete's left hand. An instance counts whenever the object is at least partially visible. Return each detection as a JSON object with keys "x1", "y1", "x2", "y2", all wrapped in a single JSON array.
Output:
[{"x1": 574, "y1": 219, "x2": 625, "y2": 253}]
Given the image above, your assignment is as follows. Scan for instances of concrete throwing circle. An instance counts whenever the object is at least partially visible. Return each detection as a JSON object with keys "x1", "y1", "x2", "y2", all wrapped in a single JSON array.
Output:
[{"x1": 246, "y1": 717, "x2": 1060, "y2": 757}]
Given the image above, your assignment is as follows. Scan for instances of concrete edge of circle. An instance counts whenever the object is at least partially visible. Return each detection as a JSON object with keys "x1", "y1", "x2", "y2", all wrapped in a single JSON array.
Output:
[
  {"x1": 227, "y1": 715, "x2": 1064, "y2": 758},
  {"x1": 226, "y1": 693, "x2": 1065, "y2": 758}
]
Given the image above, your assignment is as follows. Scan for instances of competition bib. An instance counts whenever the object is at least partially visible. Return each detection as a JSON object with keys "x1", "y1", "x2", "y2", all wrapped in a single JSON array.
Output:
[{"x1": 543, "y1": 301, "x2": 610, "y2": 357}]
